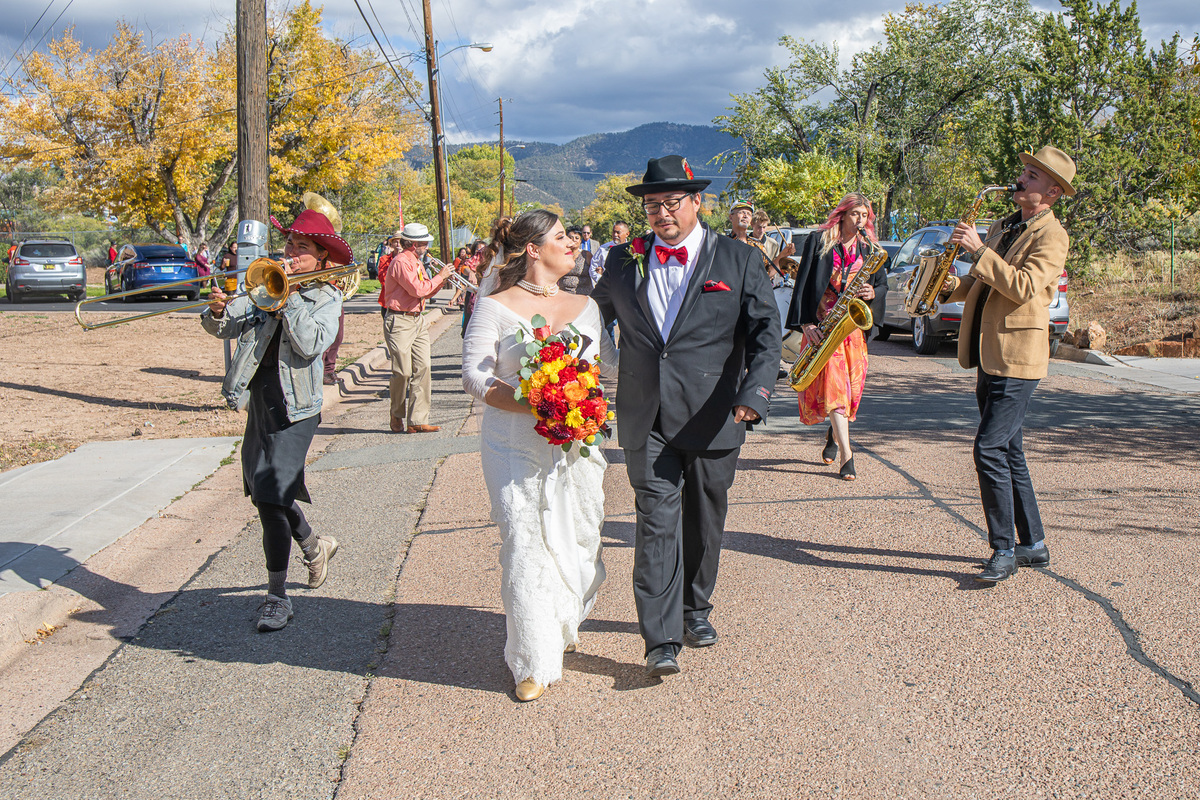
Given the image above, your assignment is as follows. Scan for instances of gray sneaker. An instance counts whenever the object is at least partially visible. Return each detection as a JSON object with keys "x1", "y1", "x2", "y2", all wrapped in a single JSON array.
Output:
[
  {"x1": 257, "y1": 593, "x2": 293, "y2": 632},
  {"x1": 303, "y1": 536, "x2": 339, "y2": 589}
]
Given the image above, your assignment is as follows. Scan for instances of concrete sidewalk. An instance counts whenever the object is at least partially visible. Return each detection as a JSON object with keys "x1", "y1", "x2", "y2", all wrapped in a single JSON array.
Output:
[{"x1": 1054, "y1": 343, "x2": 1200, "y2": 393}]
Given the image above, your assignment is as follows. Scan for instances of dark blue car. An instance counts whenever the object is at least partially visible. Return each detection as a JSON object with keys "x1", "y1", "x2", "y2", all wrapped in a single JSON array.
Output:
[{"x1": 107, "y1": 243, "x2": 200, "y2": 300}]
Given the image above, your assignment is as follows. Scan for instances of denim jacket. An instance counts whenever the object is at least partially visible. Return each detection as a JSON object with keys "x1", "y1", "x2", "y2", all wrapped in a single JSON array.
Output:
[{"x1": 201, "y1": 284, "x2": 343, "y2": 422}]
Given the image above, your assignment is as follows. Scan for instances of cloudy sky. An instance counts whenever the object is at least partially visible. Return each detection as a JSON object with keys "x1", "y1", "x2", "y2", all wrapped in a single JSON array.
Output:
[{"x1": 2, "y1": 0, "x2": 1197, "y2": 144}]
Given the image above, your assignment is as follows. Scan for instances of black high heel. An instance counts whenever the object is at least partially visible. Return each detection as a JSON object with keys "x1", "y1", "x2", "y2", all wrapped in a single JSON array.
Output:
[
  {"x1": 839, "y1": 456, "x2": 856, "y2": 481},
  {"x1": 821, "y1": 426, "x2": 837, "y2": 464}
]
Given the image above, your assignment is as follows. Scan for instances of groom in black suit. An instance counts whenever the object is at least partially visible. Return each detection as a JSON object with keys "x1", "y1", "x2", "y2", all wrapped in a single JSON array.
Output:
[{"x1": 592, "y1": 156, "x2": 782, "y2": 677}]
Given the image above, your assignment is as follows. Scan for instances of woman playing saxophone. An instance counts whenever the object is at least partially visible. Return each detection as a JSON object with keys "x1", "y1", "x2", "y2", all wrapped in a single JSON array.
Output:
[{"x1": 784, "y1": 193, "x2": 882, "y2": 480}]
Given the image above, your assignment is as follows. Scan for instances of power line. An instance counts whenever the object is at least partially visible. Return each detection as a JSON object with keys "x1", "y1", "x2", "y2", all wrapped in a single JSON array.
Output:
[
  {"x1": 0, "y1": 0, "x2": 57, "y2": 84},
  {"x1": 1, "y1": 0, "x2": 75, "y2": 95},
  {"x1": 351, "y1": 0, "x2": 428, "y2": 118}
]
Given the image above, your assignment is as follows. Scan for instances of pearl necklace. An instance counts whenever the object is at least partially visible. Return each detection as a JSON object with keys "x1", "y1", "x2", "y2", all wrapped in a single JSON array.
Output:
[{"x1": 517, "y1": 279, "x2": 559, "y2": 297}]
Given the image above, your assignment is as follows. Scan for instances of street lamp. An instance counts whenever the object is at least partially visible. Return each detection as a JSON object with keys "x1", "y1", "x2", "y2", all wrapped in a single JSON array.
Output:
[{"x1": 424, "y1": 40, "x2": 492, "y2": 260}]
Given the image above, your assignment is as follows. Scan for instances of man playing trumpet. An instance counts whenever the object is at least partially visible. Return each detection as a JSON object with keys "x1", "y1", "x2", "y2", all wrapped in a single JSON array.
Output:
[{"x1": 939, "y1": 146, "x2": 1076, "y2": 583}]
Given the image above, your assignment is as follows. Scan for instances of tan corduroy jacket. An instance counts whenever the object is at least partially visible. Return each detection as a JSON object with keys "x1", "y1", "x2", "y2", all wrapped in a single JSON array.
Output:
[{"x1": 941, "y1": 210, "x2": 1069, "y2": 380}]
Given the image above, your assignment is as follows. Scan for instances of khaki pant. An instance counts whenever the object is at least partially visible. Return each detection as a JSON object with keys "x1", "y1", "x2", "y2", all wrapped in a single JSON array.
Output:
[{"x1": 383, "y1": 311, "x2": 431, "y2": 426}]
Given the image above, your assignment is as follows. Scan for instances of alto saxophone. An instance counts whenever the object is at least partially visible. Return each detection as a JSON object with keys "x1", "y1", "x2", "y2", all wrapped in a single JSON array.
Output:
[
  {"x1": 903, "y1": 184, "x2": 1016, "y2": 317},
  {"x1": 786, "y1": 233, "x2": 887, "y2": 392}
]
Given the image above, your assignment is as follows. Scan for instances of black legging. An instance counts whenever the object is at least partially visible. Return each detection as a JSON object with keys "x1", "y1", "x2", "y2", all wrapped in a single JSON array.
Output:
[{"x1": 256, "y1": 500, "x2": 312, "y2": 571}]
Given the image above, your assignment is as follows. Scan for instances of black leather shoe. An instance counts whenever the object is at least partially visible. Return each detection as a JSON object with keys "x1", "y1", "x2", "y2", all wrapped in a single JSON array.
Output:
[
  {"x1": 1015, "y1": 543, "x2": 1050, "y2": 568},
  {"x1": 645, "y1": 644, "x2": 680, "y2": 677},
  {"x1": 683, "y1": 618, "x2": 718, "y2": 648},
  {"x1": 976, "y1": 551, "x2": 1017, "y2": 583},
  {"x1": 822, "y1": 426, "x2": 837, "y2": 464}
]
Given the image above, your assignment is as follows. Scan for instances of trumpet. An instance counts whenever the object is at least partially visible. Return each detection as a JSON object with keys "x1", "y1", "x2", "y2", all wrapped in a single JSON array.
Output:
[
  {"x1": 424, "y1": 255, "x2": 478, "y2": 294},
  {"x1": 75, "y1": 257, "x2": 361, "y2": 330}
]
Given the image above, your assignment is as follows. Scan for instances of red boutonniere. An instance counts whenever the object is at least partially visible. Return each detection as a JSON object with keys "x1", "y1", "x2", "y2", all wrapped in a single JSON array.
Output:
[{"x1": 629, "y1": 236, "x2": 650, "y2": 278}]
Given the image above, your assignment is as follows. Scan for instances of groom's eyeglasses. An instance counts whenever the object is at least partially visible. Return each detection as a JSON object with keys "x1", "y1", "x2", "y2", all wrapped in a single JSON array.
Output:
[{"x1": 642, "y1": 194, "x2": 694, "y2": 216}]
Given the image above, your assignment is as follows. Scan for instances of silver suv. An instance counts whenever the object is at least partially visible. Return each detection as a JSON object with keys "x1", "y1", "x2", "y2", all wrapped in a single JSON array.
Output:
[
  {"x1": 877, "y1": 222, "x2": 1070, "y2": 355},
  {"x1": 6, "y1": 240, "x2": 87, "y2": 303}
]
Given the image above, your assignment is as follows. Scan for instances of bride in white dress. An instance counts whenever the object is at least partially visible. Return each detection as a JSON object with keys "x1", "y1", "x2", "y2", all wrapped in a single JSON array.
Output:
[{"x1": 461, "y1": 210, "x2": 618, "y2": 702}]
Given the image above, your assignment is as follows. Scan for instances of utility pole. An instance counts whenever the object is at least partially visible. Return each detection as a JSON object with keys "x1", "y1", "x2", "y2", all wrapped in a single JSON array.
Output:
[
  {"x1": 422, "y1": 0, "x2": 451, "y2": 262},
  {"x1": 497, "y1": 97, "x2": 505, "y2": 220},
  {"x1": 232, "y1": 0, "x2": 269, "y2": 371},
  {"x1": 236, "y1": 0, "x2": 268, "y2": 229}
]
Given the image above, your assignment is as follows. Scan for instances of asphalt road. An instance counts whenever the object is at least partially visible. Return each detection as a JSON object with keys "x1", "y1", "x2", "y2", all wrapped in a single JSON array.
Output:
[
  {"x1": 1, "y1": 328, "x2": 1198, "y2": 798},
  {"x1": 7, "y1": 292, "x2": 387, "y2": 319}
]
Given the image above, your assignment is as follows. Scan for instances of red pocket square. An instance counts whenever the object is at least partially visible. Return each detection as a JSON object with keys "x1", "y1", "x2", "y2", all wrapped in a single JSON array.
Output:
[{"x1": 702, "y1": 280, "x2": 731, "y2": 292}]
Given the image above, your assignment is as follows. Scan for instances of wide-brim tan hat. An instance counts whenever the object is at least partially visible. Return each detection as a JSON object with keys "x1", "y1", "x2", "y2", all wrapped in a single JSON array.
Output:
[{"x1": 1019, "y1": 146, "x2": 1077, "y2": 197}]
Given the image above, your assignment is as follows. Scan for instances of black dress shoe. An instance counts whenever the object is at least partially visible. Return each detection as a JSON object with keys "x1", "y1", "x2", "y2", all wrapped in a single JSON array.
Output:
[
  {"x1": 645, "y1": 644, "x2": 680, "y2": 677},
  {"x1": 976, "y1": 551, "x2": 1017, "y2": 583},
  {"x1": 683, "y1": 618, "x2": 718, "y2": 648},
  {"x1": 1015, "y1": 543, "x2": 1050, "y2": 568},
  {"x1": 822, "y1": 426, "x2": 837, "y2": 464}
]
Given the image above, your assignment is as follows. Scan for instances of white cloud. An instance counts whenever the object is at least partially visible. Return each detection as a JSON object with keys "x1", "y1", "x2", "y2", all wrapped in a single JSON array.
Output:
[{"x1": 3, "y1": 0, "x2": 1197, "y2": 144}]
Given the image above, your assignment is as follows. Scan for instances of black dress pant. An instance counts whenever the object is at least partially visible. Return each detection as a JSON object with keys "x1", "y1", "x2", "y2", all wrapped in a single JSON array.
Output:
[
  {"x1": 974, "y1": 369, "x2": 1045, "y2": 551},
  {"x1": 624, "y1": 428, "x2": 740, "y2": 654}
]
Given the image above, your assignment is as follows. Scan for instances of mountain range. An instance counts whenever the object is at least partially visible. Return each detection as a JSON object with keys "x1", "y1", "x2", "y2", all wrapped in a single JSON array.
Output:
[{"x1": 416, "y1": 122, "x2": 743, "y2": 211}]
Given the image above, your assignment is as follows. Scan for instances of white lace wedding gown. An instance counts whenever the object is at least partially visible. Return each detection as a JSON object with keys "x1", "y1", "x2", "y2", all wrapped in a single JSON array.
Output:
[{"x1": 461, "y1": 296, "x2": 617, "y2": 686}]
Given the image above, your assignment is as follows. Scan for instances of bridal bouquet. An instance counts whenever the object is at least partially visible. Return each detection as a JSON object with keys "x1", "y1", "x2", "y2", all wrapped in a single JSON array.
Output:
[{"x1": 515, "y1": 314, "x2": 613, "y2": 456}]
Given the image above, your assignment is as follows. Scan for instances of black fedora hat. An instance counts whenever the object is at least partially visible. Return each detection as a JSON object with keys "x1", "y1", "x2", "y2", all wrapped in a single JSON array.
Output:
[{"x1": 626, "y1": 155, "x2": 711, "y2": 197}]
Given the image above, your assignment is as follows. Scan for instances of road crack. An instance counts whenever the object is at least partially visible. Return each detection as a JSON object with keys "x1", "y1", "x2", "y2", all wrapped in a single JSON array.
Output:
[{"x1": 859, "y1": 443, "x2": 1200, "y2": 710}]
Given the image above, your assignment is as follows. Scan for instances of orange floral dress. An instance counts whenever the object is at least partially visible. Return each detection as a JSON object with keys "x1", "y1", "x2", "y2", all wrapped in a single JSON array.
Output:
[{"x1": 798, "y1": 246, "x2": 868, "y2": 425}]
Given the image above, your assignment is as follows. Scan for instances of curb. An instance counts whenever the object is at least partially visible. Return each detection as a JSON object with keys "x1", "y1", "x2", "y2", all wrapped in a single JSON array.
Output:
[{"x1": 1055, "y1": 343, "x2": 1119, "y2": 366}]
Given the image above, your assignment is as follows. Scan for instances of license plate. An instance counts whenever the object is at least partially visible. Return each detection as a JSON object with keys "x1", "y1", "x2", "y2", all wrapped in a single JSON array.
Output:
[
  {"x1": 157, "y1": 266, "x2": 173, "y2": 274},
  {"x1": 42, "y1": 263, "x2": 56, "y2": 270}
]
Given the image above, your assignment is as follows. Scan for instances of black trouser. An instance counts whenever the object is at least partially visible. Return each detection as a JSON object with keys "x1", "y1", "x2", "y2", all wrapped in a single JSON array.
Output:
[
  {"x1": 256, "y1": 500, "x2": 312, "y2": 571},
  {"x1": 624, "y1": 428, "x2": 740, "y2": 655},
  {"x1": 974, "y1": 370, "x2": 1044, "y2": 551}
]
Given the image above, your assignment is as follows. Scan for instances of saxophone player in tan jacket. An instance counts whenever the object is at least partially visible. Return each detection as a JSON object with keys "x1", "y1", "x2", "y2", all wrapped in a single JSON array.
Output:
[{"x1": 938, "y1": 145, "x2": 1076, "y2": 584}]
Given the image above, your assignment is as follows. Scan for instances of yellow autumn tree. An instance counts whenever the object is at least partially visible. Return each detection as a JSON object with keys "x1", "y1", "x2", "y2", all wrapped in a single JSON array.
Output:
[
  {"x1": 583, "y1": 173, "x2": 646, "y2": 238},
  {"x1": 0, "y1": 2, "x2": 423, "y2": 249}
]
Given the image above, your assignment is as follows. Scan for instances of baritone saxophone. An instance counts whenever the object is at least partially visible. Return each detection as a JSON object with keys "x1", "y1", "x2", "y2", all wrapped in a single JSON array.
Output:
[{"x1": 786, "y1": 233, "x2": 888, "y2": 392}]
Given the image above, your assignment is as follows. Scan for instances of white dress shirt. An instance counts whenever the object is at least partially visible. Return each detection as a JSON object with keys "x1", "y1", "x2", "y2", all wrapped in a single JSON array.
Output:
[
  {"x1": 647, "y1": 223, "x2": 706, "y2": 340},
  {"x1": 589, "y1": 242, "x2": 614, "y2": 284}
]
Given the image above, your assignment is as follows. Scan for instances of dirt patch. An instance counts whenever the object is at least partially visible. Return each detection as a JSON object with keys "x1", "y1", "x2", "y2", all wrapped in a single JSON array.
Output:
[
  {"x1": 0, "y1": 308, "x2": 385, "y2": 473},
  {"x1": 1067, "y1": 286, "x2": 1200, "y2": 353}
]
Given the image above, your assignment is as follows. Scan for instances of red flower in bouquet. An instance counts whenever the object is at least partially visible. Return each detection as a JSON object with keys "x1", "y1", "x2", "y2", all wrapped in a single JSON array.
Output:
[{"x1": 514, "y1": 313, "x2": 615, "y2": 456}]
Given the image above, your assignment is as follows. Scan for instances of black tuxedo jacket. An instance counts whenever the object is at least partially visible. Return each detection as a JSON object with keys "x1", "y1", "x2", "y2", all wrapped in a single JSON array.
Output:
[{"x1": 592, "y1": 223, "x2": 782, "y2": 451}]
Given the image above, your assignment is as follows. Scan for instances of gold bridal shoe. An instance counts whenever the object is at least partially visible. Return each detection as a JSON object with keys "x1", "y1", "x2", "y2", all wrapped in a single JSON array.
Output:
[
  {"x1": 564, "y1": 643, "x2": 577, "y2": 653},
  {"x1": 515, "y1": 679, "x2": 544, "y2": 702}
]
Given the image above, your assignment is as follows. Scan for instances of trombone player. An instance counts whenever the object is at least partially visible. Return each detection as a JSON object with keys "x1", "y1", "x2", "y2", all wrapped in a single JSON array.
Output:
[
  {"x1": 938, "y1": 146, "x2": 1076, "y2": 583},
  {"x1": 382, "y1": 222, "x2": 453, "y2": 434},
  {"x1": 202, "y1": 198, "x2": 348, "y2": 632}
]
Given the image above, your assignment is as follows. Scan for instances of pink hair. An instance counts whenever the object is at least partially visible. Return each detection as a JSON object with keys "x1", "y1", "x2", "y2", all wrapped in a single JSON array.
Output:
[{"x1": 819, "y1": 193, "x2": 877, "y2": 256}]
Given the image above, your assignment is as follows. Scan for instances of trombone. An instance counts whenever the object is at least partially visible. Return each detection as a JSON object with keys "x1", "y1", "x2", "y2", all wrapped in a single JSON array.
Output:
[
  {"x1": 424, "y1": 255, "x2": 478, "y2": 294},
  {"x1": 75, "y1": 258, "x2": 362, "y2": 330}
]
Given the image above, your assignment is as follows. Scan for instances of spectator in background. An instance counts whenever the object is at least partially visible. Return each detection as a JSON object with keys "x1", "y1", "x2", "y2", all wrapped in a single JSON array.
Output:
[
  {"x1": 107, "y1": 242, "x2": 118, "y2": 264},
  {"x1": 195, "y1": 242, "x2": 212, "y2": 285},
  {"x1": 588, "y1": 220, "x2": 630, "y2": 285},
  {"x1": 558, "y1": 225, "x2": 593, "y2": 295},
  {"x1": 580, "y1": 224, "x2": 597, "y2": 256}
]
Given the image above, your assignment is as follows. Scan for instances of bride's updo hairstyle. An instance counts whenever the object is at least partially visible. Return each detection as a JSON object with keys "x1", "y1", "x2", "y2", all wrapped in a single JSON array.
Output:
[{"x1": 494, "y1": 209, "x2": 560, "y2": 292}]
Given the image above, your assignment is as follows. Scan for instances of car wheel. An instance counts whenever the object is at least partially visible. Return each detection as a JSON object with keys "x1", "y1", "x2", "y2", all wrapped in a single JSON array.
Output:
[
  {"x1": 7, "y1": 283, "x2": 19, "y2": 303},
  {"x1": 1048, "y1": 336, "x2": 1061, "y2": 358},
  {"x1": 71, "y1": 290, "x2": 86, "y2": 303},
  {"x1": 874, "y1": 326, "x2": 892, "y2": 342},
  {"x1": 912, "y1": 315, "x2": 942, "y2": 355},
  {"x1": 185, "y1": 291, "x2": 199, "y2": 301}
]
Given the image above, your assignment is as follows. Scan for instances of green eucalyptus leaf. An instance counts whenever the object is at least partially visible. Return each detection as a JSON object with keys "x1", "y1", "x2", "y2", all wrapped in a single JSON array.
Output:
[
  {"x1": 579, "y1": 446, "x2": 590, "y2": 457},
  {"x1": 531, "y1": 314, "x2": 547, "y2": 327}
]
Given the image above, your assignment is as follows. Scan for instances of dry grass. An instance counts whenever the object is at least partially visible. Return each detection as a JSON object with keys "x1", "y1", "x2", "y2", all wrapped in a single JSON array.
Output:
[{"x1": 1068, "y1": 249, "x2": 1200, "y2": 352}]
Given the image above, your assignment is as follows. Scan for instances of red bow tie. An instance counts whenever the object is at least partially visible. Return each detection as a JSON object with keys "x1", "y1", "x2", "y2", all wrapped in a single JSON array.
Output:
[{"x1": 655, "y1": 245, "x2": 688, "y2": 265}]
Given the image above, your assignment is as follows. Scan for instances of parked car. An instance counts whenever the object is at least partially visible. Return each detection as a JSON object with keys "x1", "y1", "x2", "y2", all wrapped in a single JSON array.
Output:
[
  {"x1": 6, "y1": 239, "x2": 86, "y2": 302},
  {"x1": 876, "y1": 221, "x2": 1069, "y2": 355},
  {"x1": 107, "y1": 243, "x2": 200, "y2": 301}
]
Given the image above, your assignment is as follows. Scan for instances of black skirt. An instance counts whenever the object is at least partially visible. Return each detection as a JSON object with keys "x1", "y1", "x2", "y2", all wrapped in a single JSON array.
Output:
[{"x1": 241, "y1": 326, "x2": 320, "y2": 505}]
